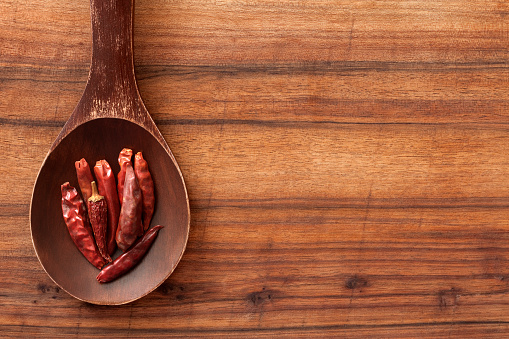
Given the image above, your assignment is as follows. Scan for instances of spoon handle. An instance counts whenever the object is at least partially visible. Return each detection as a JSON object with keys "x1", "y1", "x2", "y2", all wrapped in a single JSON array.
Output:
[
  {"x1": 52, "y1": 0, "x2": 172, "y2": 155},
  {"x1": 88, "y1": 0, "x2": 137, "y2": 101},
  {"x1": 64, "y1": 0, "x2": 158, "y2": 135}
]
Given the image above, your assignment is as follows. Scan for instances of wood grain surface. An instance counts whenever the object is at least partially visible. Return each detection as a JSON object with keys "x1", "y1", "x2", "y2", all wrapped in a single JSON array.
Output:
[{"x1": 1, "y1": 0, "x2": 509, "y2": 337}]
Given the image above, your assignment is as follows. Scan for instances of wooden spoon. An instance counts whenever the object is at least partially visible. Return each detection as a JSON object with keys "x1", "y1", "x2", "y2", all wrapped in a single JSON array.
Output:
[{"x1": 30, "y1": 0, "x2": 190, "y2": 304}]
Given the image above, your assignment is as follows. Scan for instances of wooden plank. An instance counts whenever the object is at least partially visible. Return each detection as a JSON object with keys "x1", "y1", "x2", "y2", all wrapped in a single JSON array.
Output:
[
  {"x1": 1, "y1": 123, "x2": 508, "y2": 203},
  {"x1": 2, "y1": 203, "x2": 509, "y2": 335},
  {"x1": 2, "y1": 65, "x2": 509, "y2": 127},
  {"x1": 1, "y1": 0, "x2": 508, "y2": 65}
]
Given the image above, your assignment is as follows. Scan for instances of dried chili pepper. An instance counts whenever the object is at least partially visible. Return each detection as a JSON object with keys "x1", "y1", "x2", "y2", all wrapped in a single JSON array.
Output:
[
  {"x1": 75, "y1": 158, "x2": 94, "y2": 203},
  {"x1": 87, "y1": 181, "x2": 111, "y2": 262},
  {"x1": 94, "y1": 160, "x2": 120, "y2": 256},
  {"x1": 61, "y1": 182, "x2": 107, "y2": 269},
  {"x1": 116, "y1": 162, "x2": 143, "y2": 251},
  {"x1": 134, "y1": 152, "x2": 155, "y2": 231},
  {"x1": 97, "y1": 225, "x2": 164, "y2": 283},
  {"x1": 117, "y1": 148, "x2": 133, "y2": 206}
]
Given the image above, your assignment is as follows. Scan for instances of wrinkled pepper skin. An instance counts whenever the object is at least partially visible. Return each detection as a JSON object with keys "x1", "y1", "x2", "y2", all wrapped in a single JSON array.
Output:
[
  {"x1": 134, "y1": 152, "x2": 155, "y2": 231},
  {"x1": 88, "y1": 181, "x2": 111, "y2": 262},
  {"x1": 117, "y1": 148, "x2": 133, "y2": 206},
  {"x1": 94, "y1": 160, "x2": 120, "y2": 256},
  {"x1": 61, "y1": 182, "x2": 107, "y2": 269},
  {"x1": 97, "y1": 225, "x2": 164, "y2": 283},
  {"x1": 75, "y1": 158, "x2": 94, "y2": 203},
  {"x1": 116, "y1": 162, "x2": 143, "y2": 251}
]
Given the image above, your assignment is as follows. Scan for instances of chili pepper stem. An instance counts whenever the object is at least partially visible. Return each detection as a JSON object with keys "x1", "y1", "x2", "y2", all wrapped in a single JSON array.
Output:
[{"x1": 89, "y1": 181, "x2": 104, "y2": 203}]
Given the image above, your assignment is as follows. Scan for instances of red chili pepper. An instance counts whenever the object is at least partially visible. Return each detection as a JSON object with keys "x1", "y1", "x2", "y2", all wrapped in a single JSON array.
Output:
[
  {"x1": 94, "y1": 160, "x2": 120, "y2": 256},
  {"x1": 116, "y1": 162, "x2": 143, "y2": 251},
  {"x1": 117, "y1": 148, "x2": 133, "y2": 206},
  {"x1": 61, "y1": 182, "x2": 107, "y2": 269},
  {"x1": 75, "y1": 158, "x2": 94, "y2": 203},
  {"x1": 134, "y1": 152, "x2": 155, "y2": 231},
  {"x1": 97, "y1": 225, "x2": 164, "y2": 283},
  {"x1": 87, "y1": 181, "x2": 111, "y2": 262}
]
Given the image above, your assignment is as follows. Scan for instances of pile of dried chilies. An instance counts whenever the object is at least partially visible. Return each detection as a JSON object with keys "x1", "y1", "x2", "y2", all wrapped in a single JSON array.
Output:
[{"x1": 60, "y1": 148, "x2": 162, "y2": 283}]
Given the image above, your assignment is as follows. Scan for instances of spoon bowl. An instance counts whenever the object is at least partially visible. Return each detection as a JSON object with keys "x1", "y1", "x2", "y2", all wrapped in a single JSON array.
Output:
[{"x1": 30, "y1": 0, "x2": 189, "y2": 305}]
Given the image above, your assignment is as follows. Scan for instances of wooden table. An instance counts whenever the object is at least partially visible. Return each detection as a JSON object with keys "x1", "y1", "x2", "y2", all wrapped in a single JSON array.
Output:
[{"x1": 1, "y1": 0, "x2": 508, "y2": 337}]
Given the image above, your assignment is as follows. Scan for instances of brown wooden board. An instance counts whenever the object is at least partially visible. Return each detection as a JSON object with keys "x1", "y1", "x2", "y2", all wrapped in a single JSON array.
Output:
[{"x1": 1, "y1": 0, "x2": 508, "y2": 336}]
